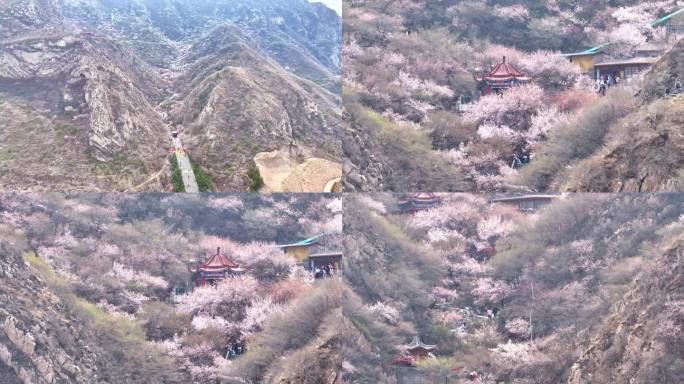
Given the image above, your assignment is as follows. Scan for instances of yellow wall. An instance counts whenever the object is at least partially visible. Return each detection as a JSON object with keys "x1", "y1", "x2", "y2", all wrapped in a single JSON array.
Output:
[
  {"x1": 283, "y1": 246, "x2": 311, "y2": 262},
  {"x1": 568, "y1": 55, "x2": 595, "y2": 74}
]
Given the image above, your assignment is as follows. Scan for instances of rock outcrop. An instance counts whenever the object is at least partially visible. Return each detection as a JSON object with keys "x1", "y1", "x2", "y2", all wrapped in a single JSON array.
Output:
[
  {"x1": 562, "y1": 94, "x2": 684, "y2": 192},
  {"x1": 567, "y1": 237, "x2": 684, "y2": 384},
  {"x1": 0, "y1": 240, "x2": 98, "y2": 383},
  {"x1": 0, "y1": 0, "x2": 168, "y2": 191},
  {"x1": 269, "y1": 313, "x2": 342, "y2": 383}
]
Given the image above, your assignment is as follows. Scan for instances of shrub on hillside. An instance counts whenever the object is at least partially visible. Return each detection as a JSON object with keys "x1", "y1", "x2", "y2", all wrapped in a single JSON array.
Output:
[
  {"x1": 221, "y1": 280, "x2": 342, "y2": 383},
  {"x1": 189, "y1": 156, "x2": 213, "y2": 192},
  {"x1": 515, "y1": 88, "x2": 636, "y2": 191},
  {"x1": 170, "y1": 154, "x2": 184, "y2": 192},
  {"x1": 247, "y1": 165, "x2": 264, "y2": 192},
  {"x1": 141, "y1": 301, "x2": 192, "y2": 341},
  {"x1": 343, "y1": 196, "x2": 441, "y2": 326},
  {"x1": 427, "y1": 111, "x2": 477, "y2": 150},
  {"x1": 345, "y1": 96, "x2": 472, "y2": 191}
]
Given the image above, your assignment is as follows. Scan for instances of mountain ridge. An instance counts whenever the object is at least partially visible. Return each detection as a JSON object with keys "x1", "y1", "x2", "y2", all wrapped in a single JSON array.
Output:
[{"x1": 0, "y1": 0, "x2": 341, "y2": 191}]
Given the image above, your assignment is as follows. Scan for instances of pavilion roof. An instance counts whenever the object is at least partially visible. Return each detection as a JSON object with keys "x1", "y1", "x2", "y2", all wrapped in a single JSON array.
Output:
[
  {"x1": 403, "y1": 192, "x2": 440, "y2": 203},
  {"x1": 197, "y1": 247, "x2": 239, "y2": 271},
  {"x1": 405, "y1": 336, "x2": 436, "y2": 351},
  {"x1": 410, "y1": 192, "x2": 438, "y2": 199},
  {"x1": 479, "y1": 57, "x2": 530, "y2": 82}
]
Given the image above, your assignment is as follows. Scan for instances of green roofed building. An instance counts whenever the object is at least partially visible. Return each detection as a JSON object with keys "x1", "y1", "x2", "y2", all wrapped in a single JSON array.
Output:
[
  {"x1": 651, "y1": 8, "x2": 684, "y2": 40},
  {"x1": 276, "y1": 234, "x2": 324, "y2": 262},
  {"x1": 562, "y1": 8, "x2": 683, "y2": 78},
  {"x1": 562, "y1": 43, "x2": 610, "y2": 75},
  {"x1": 276, "y1": 234, "x2": 342, "y2": 277}
]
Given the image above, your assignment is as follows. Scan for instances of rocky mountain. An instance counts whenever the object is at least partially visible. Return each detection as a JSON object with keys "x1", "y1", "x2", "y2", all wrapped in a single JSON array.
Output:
[
  {"x1": 568, "y1": 235, "x2": 683, "y2": 384},
  {"x1": 165, "y1": 22, "x2": 341, "y2": 189},
  {"x1": 0, "y1": 227, "x2": 99, "y2": 384},
  {"x1": 0, "y1": 0, "x2": 341, "y2": 191},
  {"x1": 0, "y1": 0, "x2": 168, "y2": 191},
  {"x1": 56, "y1": 0, "x2": 341, "y2": 89}
]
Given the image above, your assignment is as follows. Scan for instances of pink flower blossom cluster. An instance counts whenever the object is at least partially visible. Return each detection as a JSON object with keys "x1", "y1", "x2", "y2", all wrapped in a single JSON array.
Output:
[
  {"x1": 477, "y1": 215, "x2": 515, "y2": 241},
  {"x1": 108, "y1": 262, "x2": 169, "y2": 289},
  {"x1": 504, "y1": 318, "x2": 531, "y2": 338},
  {"x1": 367, "y1": 301, "x2": 401, "y2": 325},
  {"x1": 493, "y1": 4, "x2": 530, "y2": 21},
  {"x1": 464, "y1": 84, "x2": 546, "y2": 126},
  {"x1": 207, "y1": 196, "x2": 243, "y2": 211},
  {"x1": 471, "y1": 277, "x2": 513, "y2": 307}
]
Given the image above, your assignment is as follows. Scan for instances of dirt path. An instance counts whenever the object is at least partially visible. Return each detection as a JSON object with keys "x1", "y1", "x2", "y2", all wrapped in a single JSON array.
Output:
[
  {"x1": 125, "y1": 168, "x2": 165, "y2": 192},
  {"x1": 254, "y1": 149, "x2": 342, "y2": 192}
]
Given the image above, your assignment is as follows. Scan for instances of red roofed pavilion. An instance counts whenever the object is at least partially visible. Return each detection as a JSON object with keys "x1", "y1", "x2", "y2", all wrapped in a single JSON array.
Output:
[
  {"x1": 398, "y1": 193, "x2": 441, "y2": 213},
  {"x1": 404, "y1": 336, "x2": 437, "y2": 359},
  {"x1": 190, "y1": 247, "x2": 243, "y2": 287},
  {"x1": 392, "y1": 336, "x2": 437, "y2": 366},
  {"x1": 477, "y1": 56, "x2": 530, "y2": 95}
]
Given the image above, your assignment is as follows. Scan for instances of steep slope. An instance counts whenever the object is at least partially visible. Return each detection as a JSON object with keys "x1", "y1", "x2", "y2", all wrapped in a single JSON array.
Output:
[
  {"x1": 166, "y1": 23, "x2": 341, "y2": 190},
  {"x1": 0, "y1": 229, "x2": 99, "y2": 384},
  {"x1": 568, "y1": 236, "x2": 684, "y2": 384},
  {"x1": 340, "y1": 195, "x2": 445, "y2": 382},
  {"x1": 343, "y1": 96, "x2": 473, "y2": 192},
  {"x1": 339, "y1": 194, "x2": 684, "y2": 383},
  {"x1": 57, "y1": 0, "x2": 341, "y2": 88},
  {"x1": 0, "y1": 1, "x2": 170, "y2": 191},
  {"x1": 251, "y1": 281, "x2": 345, "y2": 384},
  {"x1": 561, "y1": 95, "x2": 684, "y2": 192}
]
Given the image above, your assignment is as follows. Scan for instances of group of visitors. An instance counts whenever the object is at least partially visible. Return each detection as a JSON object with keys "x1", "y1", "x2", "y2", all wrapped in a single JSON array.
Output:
[
  {"x1": 596, "y1": 73, "x2": 621, "y2": 96},
  {"x1": 486, "y1": 307, "x2": 499, "y2": 319},
  {"x1": 511, "y1": 152, "x2": 531, "y2": 169},
  {"x1": 665, "y1": 78, "x2": 682, "y2": 96},
  {"x1": 226, "y1": 343, "x2": 246, "y2": 359},
  {"x1": 314, "y1": 263, "x2": 336, "y2": 279}
]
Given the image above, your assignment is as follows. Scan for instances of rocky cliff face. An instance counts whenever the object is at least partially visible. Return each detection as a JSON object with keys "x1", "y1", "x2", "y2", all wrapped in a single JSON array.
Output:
[
  {"x1": 567, "y1": 237, "x2": 684, "y2": 384},
  {"x1": 640, "y1": 39, "x2": 684, "y2": 101},
  {"x1": 0, "y1": 0, "x2": 169, "y2": 191},
  {"x1": 562, "y1": 95, "x2": 684, "y2": 192},
  {"x1": 0, "y1": 0, "x2": 63, "y2": 39},
  {"x1": 0, "y1": 238, "x2": 99, "y2": 384}
]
